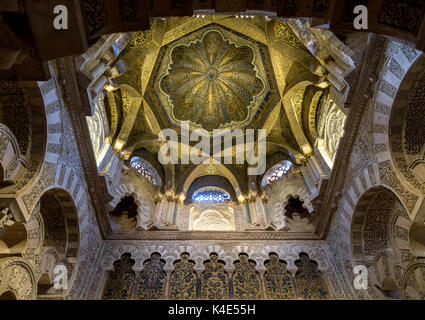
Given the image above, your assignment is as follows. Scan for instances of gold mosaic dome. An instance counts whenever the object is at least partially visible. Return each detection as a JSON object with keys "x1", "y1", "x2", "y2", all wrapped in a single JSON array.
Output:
[{"x1": 160, "y1": 30, "x2": 265, "y2": 132}]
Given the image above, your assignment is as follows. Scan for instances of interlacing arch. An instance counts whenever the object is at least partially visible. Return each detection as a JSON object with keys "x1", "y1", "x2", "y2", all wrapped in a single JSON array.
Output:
[{"x1": 100, "y1": 249, "x2": 330, "y2": 300}]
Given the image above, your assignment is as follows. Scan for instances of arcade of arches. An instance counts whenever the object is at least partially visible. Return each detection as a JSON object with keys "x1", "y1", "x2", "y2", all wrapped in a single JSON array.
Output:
[{"x1": 1, "y1": 3, "x2": 425, "y2": 300}]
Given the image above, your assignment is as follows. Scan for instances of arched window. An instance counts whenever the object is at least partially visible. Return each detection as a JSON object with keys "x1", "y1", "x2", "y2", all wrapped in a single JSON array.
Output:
[
  {"x1": 192, "y1": 187, "x2": 230, "y2": 203},
  {"x1": 262, "y1": 160, "x2": 292, "y2": 187},
  {"x1": 129, "y1": 156, "x2": 161, "y2": 187}
]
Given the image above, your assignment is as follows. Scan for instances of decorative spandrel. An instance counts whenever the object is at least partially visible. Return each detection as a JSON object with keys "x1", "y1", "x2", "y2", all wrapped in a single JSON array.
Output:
[
  {"x1": 135, "y1": 253, "x2": 166, "y2": 300},
  {"x1": 201, "y1": 253, "x2": 229, "y2": 299},
  {"x1": 232, "y1": 253, "x2": 262, "y2": 299},
  {"x1": 264, "y1": 253, "x2": 296, "y2": 299},
  {"x1": 169, "y1": 253, "x2": 197, "y2": 299},
  {"x1": 160, "y1": 29, "x2": 265, "y2": 132},
  {"x1": 102, "y1": 253, "x2": 135, "y2": 300},
  {"x1": 295, "y1": 253, "x2": 329, "y2": 299}
]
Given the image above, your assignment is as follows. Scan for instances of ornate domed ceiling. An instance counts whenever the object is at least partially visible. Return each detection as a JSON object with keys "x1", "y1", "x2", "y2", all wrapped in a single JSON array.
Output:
[
  {"x1": 80, "y1": 15, "x2": 357, "y2": 241},
  {"x1": 147, "y1": 23, "x2": 275, "y2": 133},
  {"x1": 159, "y1": 29, "x2": 265, "y2": 131},
  {"x1": 104, "y1": 16, "x2": 354, "y2": 167}
]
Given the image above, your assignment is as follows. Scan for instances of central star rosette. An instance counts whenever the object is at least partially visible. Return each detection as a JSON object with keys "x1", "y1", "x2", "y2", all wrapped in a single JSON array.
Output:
[{"x1": 160, "y1": 30, "x2": 265, "y2": 132}]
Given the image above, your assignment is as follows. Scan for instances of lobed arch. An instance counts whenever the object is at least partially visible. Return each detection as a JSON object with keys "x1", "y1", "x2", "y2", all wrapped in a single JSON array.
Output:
[
  {"x1": 350, "y1": 186, "x2": 412, "y2": 262},
  {"x1": 101, "y1": 252, "x2": 136, "y2": 300},
  {"x1": 294, "y1": 252, "x2": 330, "y2": 299},
  {"x1": 38, "y1": 189, "x2": 80, "y2": 262},
  {"x1": 349, "y1": 186, "x2": 415, "y2": 298},
  {"x1": 330, "y1": 162, "x2": 421, "y2": 298},
  {"x1": 197, "y1": 245, "x2": 227, "y2": 263},
  {"x1": 0, "y1": 81, "x2": 47, "y2": 194},
  {"x1": 99, "y1": 246, "x2": 331, "y2": 300},
  {"x1": 388, "y1": 54, "x2": 425, "y2": 199},
  {"x1": 370, "y1": 43, "x2": 422, "y2": 219},
  {"x1": 0, "y1": 124, "x2": 27, "y2": 187},
  {"x1": 100, "y1": 242, "x2": 333, "y2": 277},
  {"x1": 102, "y1": 245, "x2": 147, "y2": 272},
  {"x1": 0, "y1": 257, "x2": 37, "y2": 300},
  {"x1": 264, "y1": 169, "x2": 314, "y2": 231},
  {"x1": 330, "y1": 46, "x2": 425, "y2": 291},
  {"x1": 107, "y1": 169, "x2": 156, "y2": 231},
  {"x1": 108, "y1": 194, "x2": 139, "y2": 231},
  {"x1": 16, "y1": 187, "x2": 83, "y2": 298},
  {"x1": 36, "y1": 248, "x2": 60, "y2": 282}
]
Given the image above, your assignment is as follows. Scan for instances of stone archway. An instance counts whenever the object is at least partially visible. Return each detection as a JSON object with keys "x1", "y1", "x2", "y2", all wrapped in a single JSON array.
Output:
[
  {"x1": 401, "y1": 262, "x2": 425, "y2": 299},
  {"x1": 388, "y1": 55, "x2": 425, "y2": 196},
  {"x1": 36, "y1": 188, "x2": 80, "y2": 279},
  {"x1": 0, "y1": 257, "x2": 37, "y2": 300},
  {"x1": 350, "y1": 186, "x2": 413, "y2": 298},
  {"x1": 0, "y1": 81, "x2": 47, "y2": 194}
]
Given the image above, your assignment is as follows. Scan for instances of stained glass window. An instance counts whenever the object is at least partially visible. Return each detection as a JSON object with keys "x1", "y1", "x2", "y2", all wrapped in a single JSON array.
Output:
[
  {"x1": 261, "y1": 160, "x2": 293, "y2": 187},
  {"x1": 192, "y1": 187, "x2": 230, "y2": 203},
  {"x1": 129, "y1": 156, "x2": 161, "y2": 187}
]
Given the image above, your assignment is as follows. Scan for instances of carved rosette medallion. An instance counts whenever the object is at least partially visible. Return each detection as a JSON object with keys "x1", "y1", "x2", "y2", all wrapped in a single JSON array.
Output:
[{"x1": 160, "y1": 29, "x2": 265, "y2": 132}]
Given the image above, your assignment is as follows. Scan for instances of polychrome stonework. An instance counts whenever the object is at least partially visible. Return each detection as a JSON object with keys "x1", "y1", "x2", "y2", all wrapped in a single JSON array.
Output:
[{"x1": 1, "y1": 13, "x2": 425, "y2": 302}]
